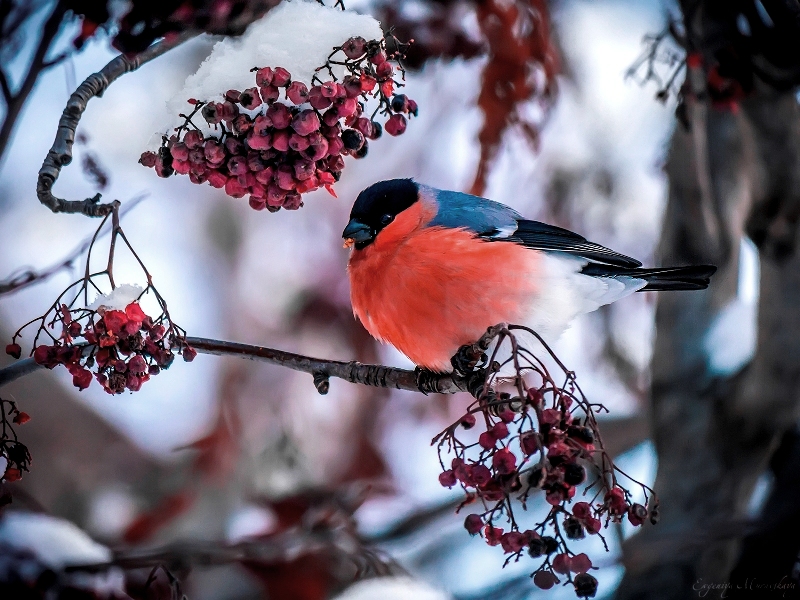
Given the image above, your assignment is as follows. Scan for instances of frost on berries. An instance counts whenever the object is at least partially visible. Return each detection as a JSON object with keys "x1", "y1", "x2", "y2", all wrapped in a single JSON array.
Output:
[
  {"x1": 432, "y1": 325, "x2": 657, "y2": 598},
  {"x1": 141, "y1": 33, "x2": 418, "y2": 212}
]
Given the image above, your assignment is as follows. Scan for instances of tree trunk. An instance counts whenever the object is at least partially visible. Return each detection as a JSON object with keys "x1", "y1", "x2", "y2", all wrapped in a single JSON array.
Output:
[{"x1": 616, "y1": 72, "x2": 800, "y2": 600}]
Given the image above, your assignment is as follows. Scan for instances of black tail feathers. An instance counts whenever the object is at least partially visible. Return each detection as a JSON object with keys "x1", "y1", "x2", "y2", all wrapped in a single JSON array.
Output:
[{"x1": 580, "y1": 263, "x2": 717, "y2": 291}]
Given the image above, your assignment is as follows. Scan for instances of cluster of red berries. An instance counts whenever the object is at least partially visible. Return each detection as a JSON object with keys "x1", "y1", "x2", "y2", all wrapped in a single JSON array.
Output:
[
  {"x1": 140, "y1": 36, "x2": 417, "y2": 212},
  {"x1": 6, "y1": 302, "x2": 195, "y2": 395},
  {"x1": 436, "y1": 382, "x2": 656, "y2": 598},
  {"x1": 0, "y1": 397, "x2": 31, "y2": 485}
]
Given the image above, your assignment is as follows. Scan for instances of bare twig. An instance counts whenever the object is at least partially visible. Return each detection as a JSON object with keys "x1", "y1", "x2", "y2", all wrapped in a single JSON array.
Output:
[
  {"x1": 36, "y1": 31, "x2": 198, "y2": 217},
  {"x1": 0, "y1": 194, "x2": 146, "y2": 296}
]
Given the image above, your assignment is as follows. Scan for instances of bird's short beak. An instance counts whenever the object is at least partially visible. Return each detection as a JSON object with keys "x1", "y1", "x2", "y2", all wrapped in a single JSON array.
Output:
[{"x1": 342, "y1": 219, "x2": 374, "y2": 248}]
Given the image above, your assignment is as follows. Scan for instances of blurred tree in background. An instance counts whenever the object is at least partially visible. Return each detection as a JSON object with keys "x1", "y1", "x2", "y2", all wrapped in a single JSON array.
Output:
[{"x1": 2, "y1": 0, "x2": 800, "y2": 599}]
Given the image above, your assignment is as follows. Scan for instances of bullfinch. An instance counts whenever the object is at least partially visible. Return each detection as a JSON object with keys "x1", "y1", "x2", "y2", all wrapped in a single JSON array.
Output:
[{"x1": 343, "y1": 179, "x2": 716, "y2": 372}]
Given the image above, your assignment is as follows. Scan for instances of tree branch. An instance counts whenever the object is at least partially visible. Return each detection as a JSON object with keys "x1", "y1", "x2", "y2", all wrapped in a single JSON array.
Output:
[
  {"x1": 36, "y1": 30, "x2": 198, "y2": 217},
  {"x1": 0, "y1": 335, "x2": 481, "y2": 395}
]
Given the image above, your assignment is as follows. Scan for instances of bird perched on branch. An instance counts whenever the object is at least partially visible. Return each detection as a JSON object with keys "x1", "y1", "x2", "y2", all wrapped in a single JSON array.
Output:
[{"x1": 343, "y1": 179, "x2": 716, "y2": 372}]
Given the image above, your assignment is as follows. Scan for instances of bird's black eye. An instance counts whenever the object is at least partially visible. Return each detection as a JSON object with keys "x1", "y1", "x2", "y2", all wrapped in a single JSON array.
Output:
[{"x1": 380, "y1": 213, "x2": 394, "y2": 226}]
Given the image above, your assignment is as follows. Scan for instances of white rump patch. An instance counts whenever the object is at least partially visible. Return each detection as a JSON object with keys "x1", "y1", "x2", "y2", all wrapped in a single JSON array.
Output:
[{"x1": 523, "y1": 253, "x2": 645, "y2": 342}]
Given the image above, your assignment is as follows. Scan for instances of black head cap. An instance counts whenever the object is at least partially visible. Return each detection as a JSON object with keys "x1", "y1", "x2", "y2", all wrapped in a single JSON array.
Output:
[{"x1": 343, "y1": 179, "x2": 419, "y2": 249}]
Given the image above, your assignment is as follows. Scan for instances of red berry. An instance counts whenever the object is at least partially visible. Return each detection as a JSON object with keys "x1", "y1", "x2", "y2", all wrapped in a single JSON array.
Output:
[
  {"x1": 498, "y1": 408, "x2": 516, "y2": 423},
  {"x1": 201, "y1": 102, "x2": 222, "y2": 124},
  {"x1": 72, "y1": 368, "x2": 93, "y2": 390},
  {"x1": 272, "y1": 67, "x2": 291, "y2": 87},
  {"x1": 484, "y1": 524, "x2": 503, "y2": 546},
  {"x1": 291, "y1": 109, "x2": 320, "y2": 136},
  {"x1": 286, "y1": 81, "x2": 309, "y2": 104},
  {"x1": 552, "y1": 552, "x2": 571, "y2": 575},
  {"x1": 282, "y1": 192, "x2": 302, "y2": 210},
  {"x1": 533, "y1": 571, "x2": 558, "y2": 590},
  {"x1": 375, "y1": 61, "x2": 393, "y2": 80},
  {"x1": 384, "y1": 114, "x2": 407, "y2": 136},
  {"x1": 320, "y1": 81, "x2": 338, "y2": 98},
  {"x1": 271, "y1": 130, "x2": 290, "y2": 152},
  {"x1": 246, "y1": 130, "x2": 271, "y2": 151},
  {"x1": 12, "y1": 412, "x2": 30, "y2": 425},
  {"x1": 628, "y1": 503, "x2": 647, "y2": 526},
  {"x1": 342, "y1": 36, "x2": 367, "y2": 59},
  {"x1": 464, "y1": 514, "x2": 483, "y2": 535},
  {"x1": 326, "y1": 136, "x2": 344, "y2": 156},
  {"x1": 438, "y1": 469, "x2": 457, "y2": 488},
  {"x1": 207, "y1": 170, "x2": 227, "y2": 188},
  {"x1": 5, "y1": 343, "x2": 21, "y2": 359},
  {"x1": 3, "y1": 468, "x2": 21, "y2": 482},
  {"x1": 460, "y1": 414, "x2": 476, "y2": 429},
  {"x1": 219, "y1": 100, "x2": 239, "y2": 122},
  {"x1": 225, "y1": 177, "x2": 248, "y2": 198},
  {"x1": 301, "y1": 133, "x2": 328, "y2": 161},
  {"x1": 585, "y1": 516, "x2": 602, "y2": 535},
  {"x1": 227, "y1": 156, "x2": 248, "y2": 176},
  {"x1": 500, "y1": 531, "x2": 526, "y2": 553},
  {"x1": 519, "y1": 432, "x2": 540, "y2": 455},
  {"x1": 570, "y1": 553, "x2": 593, "y2": 574},
  {"x1": 225, "y1": 89, "x2": 241, "y2": 103},
  {"x1": 478, "y1": 431, "x2": 496, "y2": 450},
  {"x1": 255, "y1": 67, "x2": 274, "y2": 87},
  {"x1": 182, "y1": 346, "x2": 197, "y2": 362},
  {"x1": 293, "y1": 160, "x2": 315, "y2": 181},
  {"x1": 184, "y1": 130, "x2": 203, "y2": 149},
  {"x1": 308, "y1": 86, "x2": 332, "y2": 110},
  {"x1": 335, "y1": 97, "x2": 358, "y2": 118},
  {"x1": 239, "y1": 87, "x2": 262, "y2": 110},
  {"x1": 342, "y1": 75, "x2": 362, "y2": 98},
  {"x1": 471, "y1": 464, "x2": 492, "y2": 486},
  {"x1": 360, "y1": 74, "x2": 377, "y2": 92},
  {"x1": 204, "y1": 141, "x2": 225, "y2": 165},
  {"x1": 491, "y1": 422, "x2": 509, "y2": 439},
  {"x1": 249, "y1": 196, "x2": 267, "y2": 211},
  {"x1": 572, "y1": 501, "x2": 592, "y2": 520},
  {"x1": 369, "y1": 49, "x2": 387, "y2": 65},
  {"x1": 288, "y1": 133, "x2": 310, "y2": 152},
  {"x1": 260, "y1": 85, "x2": 280, "y2": 103},
  {"x1": 492, "y1": 448, "x2": 516, "y2": 475},
  {"x1": 139, "y1": 151, "x2": 157, "y2": 167},
  {"x1": 267, "y1": 103, "x2": 291, "y2": 129},
  {"x1": 232, "y1": 114, "x2": 253, "y2": 135},
  {"x1": 267, "y1": 185, "x2": 285, "y2": 207}
]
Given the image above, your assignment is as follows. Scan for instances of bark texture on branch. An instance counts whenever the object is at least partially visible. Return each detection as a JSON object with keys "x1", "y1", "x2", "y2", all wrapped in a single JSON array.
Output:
[
  {"x1": 36, "y1": 31, "x2": 197, "y2": 217},
  {"x1": 0, "y1": 336, "x2": 475, "y2": 396},
  {"x1": 616, "y1": 19, "x2": 800, "y2": 600}
]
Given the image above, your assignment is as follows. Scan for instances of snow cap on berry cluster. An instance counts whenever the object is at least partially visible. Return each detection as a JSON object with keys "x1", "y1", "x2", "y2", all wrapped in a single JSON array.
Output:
[
  {"x1": 88, "y1": 284, "x2": 143, "y2": 311},
  {"x1": 161, "y1": 1, "x2": 383, "y2": 138}
]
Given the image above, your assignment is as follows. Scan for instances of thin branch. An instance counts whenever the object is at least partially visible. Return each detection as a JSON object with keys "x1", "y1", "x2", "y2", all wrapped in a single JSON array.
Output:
[
  {"x1": 36, "y1": 30, "x2": 199, "y2": 217},
  {"x1": 184, "y1": 336, "x2": 473, "y2": 395},
  {"x1": 0, "y1": 67, "x2": 11, "y2": 104},
  {"x1": 0, "y1": 0, "x2": 67, "y2": 162},
  {"x1": 0, "y1": 194, "x2": 146, "y2": 296}
]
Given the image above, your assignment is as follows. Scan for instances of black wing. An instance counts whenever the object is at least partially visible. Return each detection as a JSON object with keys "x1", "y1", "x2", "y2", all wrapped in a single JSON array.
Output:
[{"x1": 506, "y1": 220, "x2": 643, "y2": 268}]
